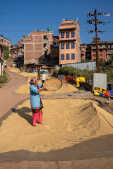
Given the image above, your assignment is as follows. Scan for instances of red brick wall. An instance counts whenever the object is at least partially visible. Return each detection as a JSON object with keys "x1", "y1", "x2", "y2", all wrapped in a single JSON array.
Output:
[
  {"x1": 91, "y1": 49, "x2": 107, "y2": 62},
  {"x1": 24, "y1": 32, "x2": 53, "y2": 64}
]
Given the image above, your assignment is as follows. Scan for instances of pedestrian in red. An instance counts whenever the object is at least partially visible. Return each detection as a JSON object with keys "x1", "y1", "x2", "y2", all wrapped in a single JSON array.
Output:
[{"x1": 30, "y1": 79, "x2": 44, "y2": 126}]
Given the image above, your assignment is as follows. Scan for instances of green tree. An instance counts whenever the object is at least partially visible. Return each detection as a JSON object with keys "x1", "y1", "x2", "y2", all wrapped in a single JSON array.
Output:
[{"x1": 3, "y1": 46, "x2": 9, "y2": 60}]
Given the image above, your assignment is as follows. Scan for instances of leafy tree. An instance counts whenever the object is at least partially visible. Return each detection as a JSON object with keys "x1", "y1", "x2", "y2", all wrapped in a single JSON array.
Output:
[
  {"x1": 3, "y1": 46, "x2": 9, "y2": 60},
  {"x1": 0, "y1": 71, "x2": 8, "y2": 83}
]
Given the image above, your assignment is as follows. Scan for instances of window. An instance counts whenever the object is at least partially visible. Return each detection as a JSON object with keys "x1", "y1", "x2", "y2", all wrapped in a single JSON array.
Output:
[
  {"x1": 0, "y1": 39, "x2": 3, "y2": 42},
  {"x1": 71, "y1": 31, "x2": 75, "y2": 38},
  {"x1": 53, "y1": 42, "x2": 58, "y2": 47},
  {"x1": 43, "y1": 43, "x2": 47, "y2": 48},
  {"x1": 61, "y1": 43, "x2": 64, "y2": 49},
  {"x1": 61, "y1": 54, "x2": 64, "y2": 60},
  {"x1": 66, "y1": 32, "x2": 69, "y2": 38},
  {"x1": 71, "y1": 54, "x2": 75, "y2": 60},
  {"x1": 71, "y1": 42, "x2": 75, "y2": 49},
  {"x1": 66, "y1": 54, "x2": 70, "y2": 60},
  {"x1": 61, "y1": 32, "x2": 64, "y2": 38},
  {"x1": 66, "y1": 42, "x2": 70, "y2": 49},
  {"x1": 108, "y1": 45, "x2": 111, "y2": 49},
  {"x1": 43, "y1": 35, "x2": 47, "y2": 40},
  {"x1": 93, "y1": 49, "x2": 96, "y2": 52},
  {"x1": 93, "y1": 54, "x2": 96, "y2": 57}
]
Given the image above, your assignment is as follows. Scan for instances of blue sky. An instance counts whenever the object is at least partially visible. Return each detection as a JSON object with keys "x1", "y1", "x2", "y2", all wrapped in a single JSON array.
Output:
[{"x1": 0, "y1": 0, "x2": 113, "y2": 44}]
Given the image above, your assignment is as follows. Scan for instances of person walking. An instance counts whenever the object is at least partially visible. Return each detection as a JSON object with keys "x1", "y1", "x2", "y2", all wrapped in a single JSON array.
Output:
[{"x1": 30, "y1": 78, "x2": 44, "y2": 126}]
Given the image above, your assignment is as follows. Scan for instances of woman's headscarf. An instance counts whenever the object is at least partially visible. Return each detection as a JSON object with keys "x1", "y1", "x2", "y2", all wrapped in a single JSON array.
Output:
[{"x1": 30, "y1": 78, "x2": 37, "y2": 85}]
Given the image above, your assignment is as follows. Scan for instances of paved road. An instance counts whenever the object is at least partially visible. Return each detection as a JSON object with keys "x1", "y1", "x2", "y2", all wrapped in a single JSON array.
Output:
[
  {"x1": 0, "y1": 70, "x2": 28, "y2": 118},
  {"x1": 0, "y1": 157, "x2": 113, "y2": 169}
]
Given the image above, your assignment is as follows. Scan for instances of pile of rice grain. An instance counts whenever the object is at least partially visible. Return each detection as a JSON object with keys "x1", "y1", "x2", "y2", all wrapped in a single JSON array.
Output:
[{"x1": 0, "y1": 99, "x2": 113, "y2": 153}]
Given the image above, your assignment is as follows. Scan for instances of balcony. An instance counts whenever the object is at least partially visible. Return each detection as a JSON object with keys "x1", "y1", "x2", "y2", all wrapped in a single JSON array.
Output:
[
  {"x1": 59, "y1": 37, "x2": 76, "y2": 41},
  {"x1": 59, "y1": 24, "x2": 76, "y2": 30}
]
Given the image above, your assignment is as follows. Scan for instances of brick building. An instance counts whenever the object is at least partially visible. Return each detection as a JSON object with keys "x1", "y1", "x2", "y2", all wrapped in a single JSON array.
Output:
[
  {"x1": 50, "y1": 36, "x2": 59, "y2": 65},
  {"x1": 80, "y1": 41, "x2": 113, "y2": 62},
  {"x1": 0, "y1": 35, "x2": 11, "y2": 75},
  {"x1": 10, "y1": 39, "x2": 24, "y2": 59},
  {"x1": 0, "y1": 35, "x2": 11, "y2": 59},
  {"x1": 80, "y1": 44, "x2": 87, "y2": 61},
  {"x1": 59, "y1": 19, "x2": 81, "y2": 65},
  {"x1": 90, "y1": 44, "x2": 107, "y2": 62},
  {"x1": 23, "y1": 31, "x2": 53, "y2": 66}
]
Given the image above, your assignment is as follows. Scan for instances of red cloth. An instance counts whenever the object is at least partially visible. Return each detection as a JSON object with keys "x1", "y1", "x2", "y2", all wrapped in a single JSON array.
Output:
[
  {"x1": 105, "y1": 91, "x2": 110, "y2": 97},
  {"x1": 32, "y1": 108, "x2": 42, "y2": 126}
]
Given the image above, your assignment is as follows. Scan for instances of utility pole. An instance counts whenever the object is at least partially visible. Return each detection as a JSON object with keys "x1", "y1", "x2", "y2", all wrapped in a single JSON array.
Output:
[
  {"x1": 94, "y1": 9, "x2": 100, "y2": 72},
  {"x1": 87, "y1": 9, "x2": 110, "y2": 72}
]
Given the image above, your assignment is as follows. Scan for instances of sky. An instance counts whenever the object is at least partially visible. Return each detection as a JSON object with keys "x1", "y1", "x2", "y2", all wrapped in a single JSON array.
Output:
[{"x1": 0, "y1": 0, "x2": 113, "y2": 45}]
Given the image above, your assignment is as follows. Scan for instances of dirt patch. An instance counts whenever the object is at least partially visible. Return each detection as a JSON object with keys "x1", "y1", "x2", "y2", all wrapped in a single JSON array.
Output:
[
  {"x1": 8, "y1": 67, "x2": 51, "y2": 80},
  {"x1": 0, "y1": 99, "x2": 113, "y2": 153},
  {"x1": 8, "y1": 67, "x2": 20, "y2": 73},
  {"x1": 16, "y1": 79, "x2": 78, "y2": 95},
  {"x1": 44, "y1": 78, "x2": 62, "y2": 91},
  {"x1": 108, "y1": 101, "x2": 113, "y2": 111}
]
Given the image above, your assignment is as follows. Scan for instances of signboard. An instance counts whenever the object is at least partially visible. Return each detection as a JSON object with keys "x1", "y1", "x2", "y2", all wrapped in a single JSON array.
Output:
[{"x1": 93, "y1": 73, "x2": 107, "y2": 90}]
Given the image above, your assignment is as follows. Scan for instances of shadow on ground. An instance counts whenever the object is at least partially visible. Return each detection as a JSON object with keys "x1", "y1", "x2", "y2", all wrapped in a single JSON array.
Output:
[
  {"x1": 0, "y1": 133, "x2": 113, "y2": 162},
  {"x1": 12, "y1": 107, "x2": 32, "y2": 125}
]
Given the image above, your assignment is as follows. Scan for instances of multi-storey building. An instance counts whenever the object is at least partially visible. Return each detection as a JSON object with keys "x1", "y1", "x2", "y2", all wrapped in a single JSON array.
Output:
[
  {"x1": 10, "y1": 39, "x2": 24, "y2": 59},
  {"x1": 90, "y1": 44, "x2": 107, "y2": 62},
  {"x1": 80, "y1": 44, "x2": 87, "y2": 61},
  {"x1": 50, "y1": 36, "x2": 59, "y2": 65},
  {"x1": 0, "y1": 35, "x2": 11, "y2": 58},
  {"x1": 59, "y1": 19, "x2": 81, "y2": 65},
  {"x1": 80, "y1": 41, "x2": 113, "y2": 62},
  {"x1": 23, "y1": 31, "x2": 53, "y2": 66},
  {"x1": 0, "y1": 35, "x2": 11, "y2": 75}
]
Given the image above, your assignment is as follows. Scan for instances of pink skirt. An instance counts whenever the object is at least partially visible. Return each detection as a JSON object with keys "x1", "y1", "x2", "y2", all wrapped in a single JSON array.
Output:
[{"x1": 32, "y1": 108, "x2": 42, "y2": 126}]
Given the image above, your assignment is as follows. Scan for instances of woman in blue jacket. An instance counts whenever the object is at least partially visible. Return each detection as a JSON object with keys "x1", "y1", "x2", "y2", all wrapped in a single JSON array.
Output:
[{"x1": 30, "y1": 79, "x2": 44, "y2": 126}]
